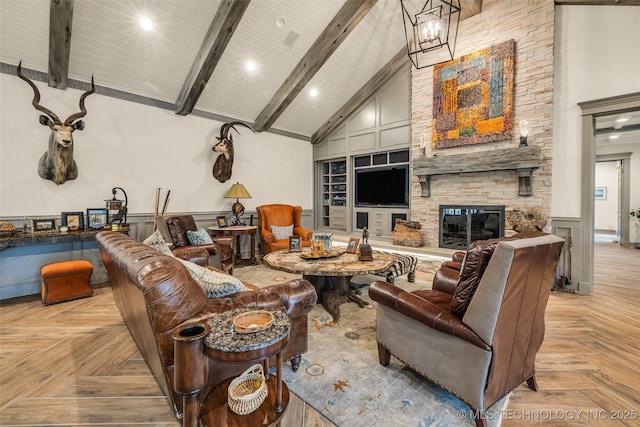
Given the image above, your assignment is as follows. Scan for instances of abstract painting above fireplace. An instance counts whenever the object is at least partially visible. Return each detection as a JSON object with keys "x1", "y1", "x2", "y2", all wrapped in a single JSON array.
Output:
[
  {"x1": 439, "y1": 205, "x2": 505, "y2": 249},
  {"x1": 432, "y1": 39, "x2": 515, "y2": 149}
]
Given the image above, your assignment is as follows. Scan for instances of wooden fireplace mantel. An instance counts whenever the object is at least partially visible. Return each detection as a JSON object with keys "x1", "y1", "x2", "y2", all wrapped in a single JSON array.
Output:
[{"x1": 412, "y1": 146, "x2": 540, "y2": 197}]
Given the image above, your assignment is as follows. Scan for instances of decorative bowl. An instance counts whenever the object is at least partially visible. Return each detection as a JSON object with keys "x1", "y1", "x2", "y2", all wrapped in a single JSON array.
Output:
[{"x1": 232, "y1": 310, "x2": 274, "y2": 334}]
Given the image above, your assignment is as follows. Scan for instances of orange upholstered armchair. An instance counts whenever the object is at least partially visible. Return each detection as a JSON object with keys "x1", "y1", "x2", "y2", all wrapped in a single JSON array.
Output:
[{"x1": 257, "y1": 204, "x2": 313, "y2": 254}]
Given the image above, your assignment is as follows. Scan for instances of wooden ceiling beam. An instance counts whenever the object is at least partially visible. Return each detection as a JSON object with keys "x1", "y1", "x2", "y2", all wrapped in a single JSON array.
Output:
[
  {"x1": 175, "y1": 0, "x2": 250, "y2": 116},
  {"x1": 253, "y1": 0, "x2": 378, "y2": 133},
  {"x1": 311, "y1": 49, "x2": 408, "y2": 145},
  {"x1": 48, "y1": 0, "x2": 74, "y2": 89}
]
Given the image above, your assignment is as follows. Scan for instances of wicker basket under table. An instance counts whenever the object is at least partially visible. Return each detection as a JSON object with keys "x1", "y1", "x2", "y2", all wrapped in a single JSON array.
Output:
[{"x1": 200, "y1": 308, "x2": 291, "y2": 426}]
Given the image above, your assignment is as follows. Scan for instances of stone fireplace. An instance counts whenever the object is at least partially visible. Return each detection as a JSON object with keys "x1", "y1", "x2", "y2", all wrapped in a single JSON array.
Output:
[{"x1": 439, "y1": 205, "x2": 505, "y2": 249}]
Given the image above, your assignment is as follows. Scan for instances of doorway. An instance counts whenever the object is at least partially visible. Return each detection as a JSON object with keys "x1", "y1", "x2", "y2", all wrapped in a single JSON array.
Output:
[
  {"x1": 578, "y1": 93, "x2": 640, "y2": 294},
  {"x1": 594, "y1": 160, "x2": 621, "y2": 243}
]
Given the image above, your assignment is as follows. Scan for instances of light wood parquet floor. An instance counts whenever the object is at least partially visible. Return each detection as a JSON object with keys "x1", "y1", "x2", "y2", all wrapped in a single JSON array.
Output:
[{"x1": 0, "y1": 240, "x2": 638, "y2": 426}]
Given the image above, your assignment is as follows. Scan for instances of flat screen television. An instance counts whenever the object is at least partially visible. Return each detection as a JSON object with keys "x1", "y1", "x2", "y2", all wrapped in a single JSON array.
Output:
[{"x1": 355, "y1": 165, "x2": 409, "y2": 207}]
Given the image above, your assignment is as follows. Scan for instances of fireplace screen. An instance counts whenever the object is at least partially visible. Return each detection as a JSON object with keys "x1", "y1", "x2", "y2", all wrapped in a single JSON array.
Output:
[{"x1": 439, "y1": 205, "x2": 505, "y2": 249}]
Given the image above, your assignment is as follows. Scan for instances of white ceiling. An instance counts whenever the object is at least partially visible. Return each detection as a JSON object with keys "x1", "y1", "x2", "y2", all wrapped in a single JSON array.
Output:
[
  {"x1": 595, "y1": 110, "x2": 640, "y2": 147},
  {"x1": 0, "y1": 0, "x2": 409, "y2": 139},
  {"x1": 2, "y1": 0, "x2": 637, "y2": 143}
]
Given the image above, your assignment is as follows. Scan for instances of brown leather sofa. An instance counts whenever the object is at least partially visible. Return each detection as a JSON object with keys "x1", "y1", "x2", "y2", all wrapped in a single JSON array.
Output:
[
  {"x1": 256, "y1": 204, "x2": 313, "y2": 254},
  {"x1": 369, "y1": 234, "x2": 564, "y2": 427},
  {"x1": 96, "y1": 231, "x2": 317, "y2": 420},
  {"x1": 162, "y1": 214, "x2": 235, "y2": 274}
]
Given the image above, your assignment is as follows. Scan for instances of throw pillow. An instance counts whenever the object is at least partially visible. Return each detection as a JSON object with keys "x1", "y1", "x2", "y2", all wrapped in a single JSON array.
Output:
[
  {"x1": 187, "y1": 228, "x2": 213, "y2": 245},
  {"x1": 177, "y1": 258, "x2": 248, "y2": 298},
  {"x1": 143, "y1": 230, "x2": 173, "y2": 256},
  {"x1": 450, "y1": 237, "x2": 516, "y2": 317},
  {"x1": 271, "y1": 224, "x2": 294, "y2": 241}
]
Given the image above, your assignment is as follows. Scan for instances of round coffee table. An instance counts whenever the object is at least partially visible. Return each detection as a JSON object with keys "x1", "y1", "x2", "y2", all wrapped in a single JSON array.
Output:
[{"x1": 262, "y1": 249, "x2": 397, "y2": 321}]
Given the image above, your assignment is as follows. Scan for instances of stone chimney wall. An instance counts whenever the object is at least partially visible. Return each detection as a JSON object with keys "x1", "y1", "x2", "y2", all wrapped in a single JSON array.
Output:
[{"x1": 410, "y1": 0, "x2": 555, "y2": 247}]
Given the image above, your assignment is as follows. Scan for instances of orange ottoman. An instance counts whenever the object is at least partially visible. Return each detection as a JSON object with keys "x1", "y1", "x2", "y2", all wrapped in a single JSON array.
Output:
[{"x1": 40, "y1": 260, "x2": 94, "y2": 305}]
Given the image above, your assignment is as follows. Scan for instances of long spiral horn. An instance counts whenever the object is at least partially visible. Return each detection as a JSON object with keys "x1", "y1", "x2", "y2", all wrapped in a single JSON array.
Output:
[
  {"x1": 64, "y1": 76, "x2": 96, "y2": 125},
  {"x1": 16, "y1": 61, "x2": 62, "y2": 124}
]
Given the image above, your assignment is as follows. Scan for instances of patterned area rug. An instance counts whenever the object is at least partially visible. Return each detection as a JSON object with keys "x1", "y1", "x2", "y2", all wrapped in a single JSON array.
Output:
[{"x1": 234, "y1": 265, "x2": 508, "y2": 427}]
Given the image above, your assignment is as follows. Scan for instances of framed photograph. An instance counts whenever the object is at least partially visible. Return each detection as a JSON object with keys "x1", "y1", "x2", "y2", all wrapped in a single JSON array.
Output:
[
  {"x1": 595, "y1": 187, "x2": 607, "y2": 200},
  {"x1": 31, "y1": 218, "x2": 57, "y2": 234},
  {"x1": 86, "y1": 208, "x2": 108, "y2": 230},
  {"x1": 216, "y1": 216, "x2": 228, "y2": 228},
  {"x1": 288, "y1": 235, "x2": 302, "y2": 252},
  {"x1": 61, "y1": 212, "x2": 84, "y2": 231},
  {"x1": 346, "y1": 237, "x2": 360, "y2": 254}
]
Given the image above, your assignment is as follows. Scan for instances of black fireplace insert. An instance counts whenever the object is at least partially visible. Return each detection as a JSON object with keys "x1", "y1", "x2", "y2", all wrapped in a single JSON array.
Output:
[{"x1": 439, "y1": 205, "x2": 505, "y2": 249}]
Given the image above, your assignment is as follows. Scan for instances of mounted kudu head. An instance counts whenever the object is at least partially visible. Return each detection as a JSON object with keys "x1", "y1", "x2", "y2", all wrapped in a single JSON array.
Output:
[
  {"x1": 17, "y1": 61, "x2": 95, "y2": 185},
  {"x1": 212, "y1": 121, "x2": 255, "y2": 183}
]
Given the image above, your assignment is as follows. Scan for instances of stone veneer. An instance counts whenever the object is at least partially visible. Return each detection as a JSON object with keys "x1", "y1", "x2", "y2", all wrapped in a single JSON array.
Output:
[{"x1": 410, "y1": 0, "x2": 555, "y2": 247}]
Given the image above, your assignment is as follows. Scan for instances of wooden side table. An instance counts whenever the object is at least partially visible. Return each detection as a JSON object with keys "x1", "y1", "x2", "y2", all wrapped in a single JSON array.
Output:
[
  {"x1": 208, "y1": 225, "x2": 257, "y2": 265},
  {"x1": 200, "y1": 308, "x2": 291, "y2": 427}
]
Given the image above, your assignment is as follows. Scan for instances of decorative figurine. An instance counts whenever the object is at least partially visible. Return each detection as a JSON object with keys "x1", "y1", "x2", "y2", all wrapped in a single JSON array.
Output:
[{"x1": 358, "y1": 227, "x2": 373, "y2": 261}]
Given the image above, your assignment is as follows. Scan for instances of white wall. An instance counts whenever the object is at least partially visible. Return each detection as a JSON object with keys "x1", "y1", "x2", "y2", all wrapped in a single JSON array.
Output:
[
  {"x1": 0, "y1": 73, "x2": 313, "y2": 218},
  {"x1": 594, "y1": 161, "x2": 619, "y2": 232},
  {"x1": 552, "y1": 5, "x2": 640, "y2": 217}
]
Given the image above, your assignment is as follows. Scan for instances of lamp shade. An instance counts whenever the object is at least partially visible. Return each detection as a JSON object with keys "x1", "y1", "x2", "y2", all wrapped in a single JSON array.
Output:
[{"x1": 224, "y1": 182, "x2": 251, "y2": 199}]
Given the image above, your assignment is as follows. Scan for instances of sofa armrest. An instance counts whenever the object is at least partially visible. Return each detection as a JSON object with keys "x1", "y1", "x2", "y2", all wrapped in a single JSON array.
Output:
[
  {"x1": 293, "y1": 227, "x2": 313, "y2": 241},
  {"x1": 195, "y1": 279, "x2": 317, "y2": 321},
  {"x1": 452, "y1": 251, "x2": 466, "y2": 264},
  {"x1": 262, "y1": 231, "x2": 276, "y2": 244},
  {"x1": 211, "y1": 235, "x2": 233, "y2": 249},
  {"x1": 369, "y1": 281, "x2": 488, "y2": 350},
  {"x1": 432, "y1": 267, "x2": 459, "y2": 295},
  {"x1": 172, "y1": 246, "x2": 209, "y2": 266}
]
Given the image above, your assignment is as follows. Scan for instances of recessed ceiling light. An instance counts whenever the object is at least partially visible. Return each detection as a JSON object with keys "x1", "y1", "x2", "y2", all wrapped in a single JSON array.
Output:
[
  {"x1": 246, "y1": 61, "x2": 256, "y2": 72},
  {"x1": 309, "y1": 88, "x2": 318, "y2": 97},
  {"x1": 609, "y1": 134, "x2": 620, "y2": 140},
  {"x1": 140, "y1": 17, "x2": 153, "y2": 31},
  {"x1": 615, "y1": 117, "x2": 629, "y2": 123},
  {"x1": 275, "y1": 17, "x2": 286, "y2": 29}
]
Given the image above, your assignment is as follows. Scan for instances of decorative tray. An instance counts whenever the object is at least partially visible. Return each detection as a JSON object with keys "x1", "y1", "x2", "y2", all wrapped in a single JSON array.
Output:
[
  {"x1": 232, "y1": 310, "x2": 274, "y2": 334},
  {"x1": 299, "y1": 250, "x2": 345, "y2": 260}
]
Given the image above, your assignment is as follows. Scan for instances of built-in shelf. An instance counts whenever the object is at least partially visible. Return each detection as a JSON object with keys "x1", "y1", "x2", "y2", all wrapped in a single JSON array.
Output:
[{"x1": 412, "y1": 146, "x2": 540, "y2": 197}]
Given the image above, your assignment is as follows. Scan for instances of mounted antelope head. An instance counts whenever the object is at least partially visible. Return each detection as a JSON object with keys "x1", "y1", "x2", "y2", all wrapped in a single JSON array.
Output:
[
  {"x1": 17, "y1": 61, "x2": 95, "y2": 185},
  {"x1": 212, "y1": 121, "x2": 255, "y2": 183}
]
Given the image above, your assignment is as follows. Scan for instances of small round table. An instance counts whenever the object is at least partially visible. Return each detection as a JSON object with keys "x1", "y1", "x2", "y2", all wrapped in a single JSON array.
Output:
[
  {"x1": 208, "y1": 225, "x2": 257, "y2": 266},
  {"x1": 200, "y1": 308, "x2": 291, "y2": 427}
]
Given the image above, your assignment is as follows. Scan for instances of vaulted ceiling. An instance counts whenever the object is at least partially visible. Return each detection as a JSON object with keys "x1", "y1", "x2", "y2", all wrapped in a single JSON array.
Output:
[
  {"x1": 0, "y1": 0, "x2": 484, "y2": 142},
  {"x1": 1, "y1": 0, "x2": 636, "y2": 144}
]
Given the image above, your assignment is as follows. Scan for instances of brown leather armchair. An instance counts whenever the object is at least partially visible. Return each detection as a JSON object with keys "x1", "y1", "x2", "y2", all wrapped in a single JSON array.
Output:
[
  {"x1": 369, "y1": 234, "x2": 564, "y2": 427},
  {"x1": 256, "y1": 204, "x2": 313, "y2": 254},
  {"x1": 162, "y1": 215, "x2": 235, "y2": 274}
]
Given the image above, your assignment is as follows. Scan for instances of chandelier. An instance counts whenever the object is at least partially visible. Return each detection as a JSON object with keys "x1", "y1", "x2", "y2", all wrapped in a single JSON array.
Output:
[{"x1": 401, "y1": 0, "x2": 461, "y2": 69}]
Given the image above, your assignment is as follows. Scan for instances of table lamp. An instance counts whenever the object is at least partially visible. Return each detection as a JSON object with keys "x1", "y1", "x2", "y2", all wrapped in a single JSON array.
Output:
[{"x1": 224, "y1": 182, "x2": 251, "y2": 225}]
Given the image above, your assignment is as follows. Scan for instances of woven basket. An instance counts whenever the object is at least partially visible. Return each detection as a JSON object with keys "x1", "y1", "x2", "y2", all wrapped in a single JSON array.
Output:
[{"x1": 228, "y1": 364, "x2": 268, "y2": 415}]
